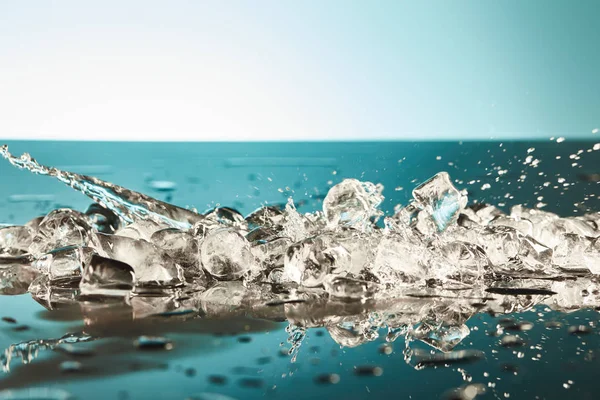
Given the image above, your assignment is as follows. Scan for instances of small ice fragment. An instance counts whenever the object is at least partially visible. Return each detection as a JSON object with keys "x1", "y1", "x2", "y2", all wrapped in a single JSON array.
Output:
[
  {"x1": 322, "y1": 179, "x2": 384, "y2": 230},
  {"x1": 0, "y1": 226, "x2": 34, "y2": 256},
  {"x1": 28, "y1": 209, "x2": 94, "y2": 257},
  {"x1": 200, "y1": 228, "x2": 255, "y2": 280},
  {"x1": 412, "y1": 172, "x2": 467, "y2": 232},
  {"x1": 80, "y1": 254, "x2": 135, "y2": 297}
]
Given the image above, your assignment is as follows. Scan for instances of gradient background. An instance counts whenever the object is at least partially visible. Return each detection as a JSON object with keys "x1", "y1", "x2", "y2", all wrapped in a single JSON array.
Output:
[{"x1": 1, "y1": 0, "x2": 599, "y2": 141}]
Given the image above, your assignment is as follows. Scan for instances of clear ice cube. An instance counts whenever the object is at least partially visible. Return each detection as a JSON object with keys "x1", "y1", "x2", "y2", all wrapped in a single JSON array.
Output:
[
  {"x1": 412, "y1": 172, "x2": 467, "y2": 232},
  {"x1": 93, "y1": 233, "x2": 184, "y2": 289},
  {"x1": 200, "y1": 228, "x2": 255, "y2": 280},
  {"x1": 32, "y1": 246, "x2": 93, "y2": 285},
  {"x1": 322, "y1": 179, "x2": 384, "y2": 230},
  {"x1": 0, "y1": 226, "x2": 34, "y2": 256},
  {"x1": 28, "y1": 209, "x2": 94, "y2": 258},
  {"x1": 116, "y1": 219, "x2": 166, "y2": 241},
  {"x1": 80, "y1": 254, "x2": 135, "y2": 297},
  {"x1": 151, "y1": 228, "x2": 204, "y2": 281},
  {"x1": 0, "y1": 256, "x2": 40, "y2": 295},
  {"x1": 283, "y1": 235, "x2": 351, "y2": 287}
]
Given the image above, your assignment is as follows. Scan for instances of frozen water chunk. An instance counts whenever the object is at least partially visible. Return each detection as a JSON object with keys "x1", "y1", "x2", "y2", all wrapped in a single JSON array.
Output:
[
  {"x1": 116, "y1": 219, "x2": 167, "y2": 241},
  {"x1": 200, "y1": 228, "x2": 255, "y2": 280},
  {"x1": 93, "y1": 233, "x2": 184, "y2": 289},
  {"x1": 245, "y1": 206, "x2": 285, "y2": 230},
  {"x1": 552, "y1": 233, "x2": 590, "y2": 269},
  {"x1": 204, "y1": 207, "x2": 246, "y2": 228},
  {"x1": 0, "y1": 226, "x2": 34, "y2": 256},
  {"x1": 323, "y1": 179, "x2": 384, "y2": 230},
  {"x1": 151, "y1": 228, "x2": 204, "y2": 281},
  {"x1": 28, "y1": 209, "x2": 94, "y2": 258},
  {"x1": 251, "y1": 237, "x2": 292, "y2": 271},
  {"x1": 478, "y1": 226, "x2": 555, "y2": 273},
  {"x1": 0, "y1": 256, "x2": 40, "y2": 295},
  {"x1": 412, "y1": 172, "x2": 467, "y2": 232},
  {"x1": 283, "y1": 235, "x2": 351, "y2": 287},
  {"x1": 489, "y1": 216, "x2": 534, "y2": 236},
  {"x1": 439, "y1": 241, "x2": 490, "y2": 283},
  {"x1": 583, "y1": 238, "x2": 600, "y2": 275},
  {"x1": 372, "y1": 236, "x2": 427, "y2": 285},
  {"x1": 33, "y1": 246, "x2": 93, "y2": 285},
  {"x1": 80, "y1": 254, "x2": 134, "y2": 297}
]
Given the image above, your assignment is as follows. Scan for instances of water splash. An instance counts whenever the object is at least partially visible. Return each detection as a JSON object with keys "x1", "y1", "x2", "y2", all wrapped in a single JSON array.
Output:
[{"x1": 0, "y1": 145, "x2": 203, "y2": 229}]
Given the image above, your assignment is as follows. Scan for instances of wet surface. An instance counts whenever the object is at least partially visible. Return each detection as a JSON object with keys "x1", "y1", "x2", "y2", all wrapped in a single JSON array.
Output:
[{"x1": 0, "y1": 140, "x2": 599, "y2": 399}]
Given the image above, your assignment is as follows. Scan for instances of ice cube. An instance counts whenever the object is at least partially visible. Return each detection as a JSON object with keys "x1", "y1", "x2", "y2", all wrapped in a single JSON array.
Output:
[
  {"x1": 151, "y1": 228, "x2": 204, "y2": 281},
  {"x1": 93, "y1": 233, "x2": 184, "y2": 289},
  {"x1": 200, "y1": 228, "x2": 255, "y2": 280},
  {"x1": 79, "y1": 254, "x2": 135, "y2": 297},
  {"x1": 440, "y1": 241, "x2": 490, "y2": 283},
  {"x1": 0, "y1": 256, "x2": 40, "y2": 295},
  {"x1": 322, "y1": 179, "x2": 384, "y2": 230},
  {"x1": 116, "y1": 219, "x2": 166, "y2": 241},
  {"x1": 372, "y1": 236, "x2": 428, "y2": 285},
  {"x1": 33, "y1": 246, "x2": 93, "y2": 285},
  {"x1": 28, "y1": 209, "x2": 94, "y2": 257},
  {"x1": 203, "y1": 207, "x2": 246, "y2": 228},
  {"x1": 251, "y1": 236, "x2": 292, "y2": 271},
  {"x1": 245, "y1": 206, "x2": 285, "y2": 230},
  {"x1": 412, "y1": 172, "x2": 467, "y2": 232},
  {"x1": 283, "y1": 235, "x2": 351, "y2": 287},
  {"x1": 0, "y1": 226, "x2": 34, "y2": 256},
  {"x1": 552, "y1": 233, "x2": 589, "y2": 268}
]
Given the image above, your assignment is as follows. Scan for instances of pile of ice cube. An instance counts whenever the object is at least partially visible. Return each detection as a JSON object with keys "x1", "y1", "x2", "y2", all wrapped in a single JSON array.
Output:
[{"x1": 1, "y1": 166, "x2": 598, "y2": 305}]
